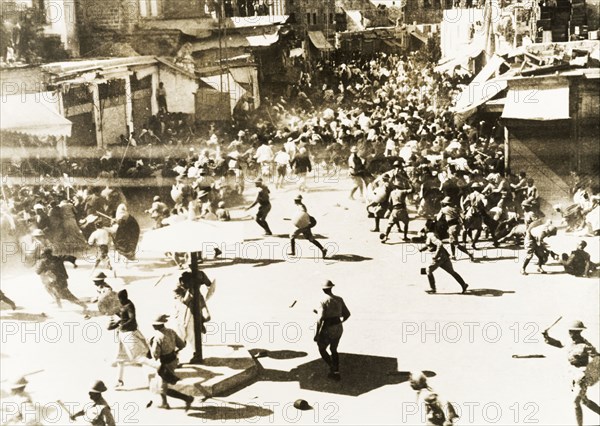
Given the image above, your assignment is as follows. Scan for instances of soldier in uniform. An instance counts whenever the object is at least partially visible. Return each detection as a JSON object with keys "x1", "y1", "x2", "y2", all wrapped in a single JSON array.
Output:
[
  {"x1": 380, "y1": 183, "x2": 413, "y2": 243},
  {"x1": 313, "y1": 280, "x2": 351, "y2": 380},
  {"x1": 246, "y1": 178, "x2": 273, "y2": 236},
  {"x1": 148, "y1": 314, "x2": 194, "y2": 410},
  {"x1": 289, "y1": 195, "x2": 327, "y2": 258},
  {"x1": 1, "y1": 376, "x2": 41, "y2": 425},
  {"x1": 436, "y1": 197, "x2": 475, "y2": 262},
  {"x1": 543, "y1": 320, "x2": 600, "y2": 426},
  {"x1": 70, "y1": 381, "x2": 116, "y2": 426},
  {"x1": 419, "y1": 221, "x2": 469, "y2": 294}
]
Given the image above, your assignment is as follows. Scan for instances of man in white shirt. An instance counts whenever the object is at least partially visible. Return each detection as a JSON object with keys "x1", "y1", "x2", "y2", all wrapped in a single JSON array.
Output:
[
  {"x1": 88, "y1": 221, "x2": 114, "y2": 275},
  {"x1": 255, "y1": 140, "x2": 274, "y2": 178},
  {"x1": 274, "y1": 146, "x2": 291, "y2": 189},
  {"x1": 284, "y1": 137, "x2": 297, "y2": 161}
]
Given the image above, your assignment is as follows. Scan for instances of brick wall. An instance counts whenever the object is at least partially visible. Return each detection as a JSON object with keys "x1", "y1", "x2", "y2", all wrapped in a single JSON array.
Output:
[
  {"x1": 76, "y1": 0, "x2": 140, "y2": 33},
  {"x1": 163, "y1": 0, "x2": 205, "y2": 18},
  {"x1": 404, "y1": 0, "x2": 447, "y2": 24},
  {"x1": 130, "y1": 30, "x2": 182, "y2": 56}
]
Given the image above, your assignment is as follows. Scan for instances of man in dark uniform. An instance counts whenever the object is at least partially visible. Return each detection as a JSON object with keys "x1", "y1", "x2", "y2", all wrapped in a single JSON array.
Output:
[
  {"x1": 419, "y1": 221, "x2": 469, "y2": 294},
  {"x1": 437, "y1": 197, "x2": 475, "y2": 261},
  {"x1": 246, "y1": 178, "x2": 273, "y2": 235},
  {"x1": 381, "y1": 183, "x2": 413, "y2": 243},
  {"x1": 314, "y1": 280, "x2": 351, "y2": 380},
  {"x1": 289, "y1": 195, "x2": 327, "y2": 258}
]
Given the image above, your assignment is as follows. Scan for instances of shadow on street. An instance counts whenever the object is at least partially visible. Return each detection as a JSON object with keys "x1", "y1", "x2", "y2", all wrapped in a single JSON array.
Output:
[{"x1": 258, "y1": 353, "x2": 419, "y2": 397}]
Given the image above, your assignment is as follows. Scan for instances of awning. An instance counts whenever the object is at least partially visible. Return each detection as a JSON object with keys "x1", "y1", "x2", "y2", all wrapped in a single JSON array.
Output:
[
  {"x1": 435, "y1": 42, "x2": 483, "y2": 74},
  {"x1": 410, "y1": 31, "x2": 428, "y2": 44},
  {"x1": 191, "y1": 32, "x2": 279, "y2": 51},
  {"x1": 308, "y1": 31, "x2": 334, "y2": 52},
  {"x1": 289, "y1": 47, "x2": 304, "y2": 58},
  {"x1": 453, "y1": 55, "x2": 508, "y2": 116},
  {"x1": 246, "y1": 33, "x2": 279, "y2": 47},
  {"x1": 502, "y1": 86, "x2": 570, "y2": 121},
  {"x1": 229, "y1": 67, "x2": 255, "y2": 85},
  {"x1": 200, "y1": 73, "x2": 247, "y2": 114},
  {"x1": 1, "y1": 93, "x2": 72, "y2": 137},
  {"x1": 225, "y1": 15, "x2": 289, "y2": 29}
]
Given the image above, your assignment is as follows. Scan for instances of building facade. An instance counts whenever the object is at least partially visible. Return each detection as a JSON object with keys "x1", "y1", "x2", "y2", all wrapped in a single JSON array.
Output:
[{"x1": 286, "y1": 0, "x2": 336, "y2": 33}]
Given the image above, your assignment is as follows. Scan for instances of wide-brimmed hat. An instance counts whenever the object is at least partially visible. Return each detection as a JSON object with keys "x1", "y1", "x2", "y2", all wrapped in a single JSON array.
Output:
[
  {"x1": 89, "y1": 380, "x2": 107, "y2": 394},
  {"x1": 33, "y1": 204, "x2": 45, "y2": 211},
  {"x1": 10, "y1": 377, "x2": 28, "y2": 390},
  {"x1": 92, "y1": 272, "x2": 107, "y2": 282},
  {"x1": 294, "y1": 194, "x2": 303, "y2": 201},
  {"x1": 441, "y1": 197, "x2": 452, "y2": 205},
  {"x1": 568, "y1": 320, "x2": 586, "y2": 331},
  {"x1": 32, "y1": 229, "x2": 45, "y2": 237},
  {"x1": 197, "y1": 190, "x2": 209, "y2": 199},
  {"x1": 152, "y1": 314, "x2": 170, "y2": 325},
  {"x1": 322, "y1": 280, "x2": 335, "y2": 289},
  {"x1": 293, "y1": 399, "x2": 312, "y2": 411},
  {"x1": 153, "y1": 196, "x2": 161, "y2": 202},
  {"x1": 254, "y1": 177, "x2": 263, "y2": 184},
  {"x1": 424, "y1": 393, "x2": 439, "y2": 403}
]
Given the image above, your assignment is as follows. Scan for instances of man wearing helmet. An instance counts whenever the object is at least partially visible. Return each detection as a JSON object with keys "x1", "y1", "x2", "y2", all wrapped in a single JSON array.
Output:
[{"x1": 543, "y1": 320, "x2": 600, "y2": 426}]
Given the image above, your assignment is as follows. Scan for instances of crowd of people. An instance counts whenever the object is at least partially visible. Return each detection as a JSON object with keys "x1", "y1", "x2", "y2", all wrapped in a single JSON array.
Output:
[{"x1": 1, "y1": 48, "x2": 599, "y2": 425}]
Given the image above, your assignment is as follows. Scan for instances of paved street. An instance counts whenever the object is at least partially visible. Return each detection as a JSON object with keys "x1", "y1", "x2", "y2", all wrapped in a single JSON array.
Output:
[{"x1": 1, "y1": 174, "x2": 599, "y2": 426}]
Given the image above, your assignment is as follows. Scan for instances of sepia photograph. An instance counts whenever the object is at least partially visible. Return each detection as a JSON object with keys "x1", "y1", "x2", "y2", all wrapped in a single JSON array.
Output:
[{"x1": 0, "y1": 0, "x2": 599, "y2": 424}]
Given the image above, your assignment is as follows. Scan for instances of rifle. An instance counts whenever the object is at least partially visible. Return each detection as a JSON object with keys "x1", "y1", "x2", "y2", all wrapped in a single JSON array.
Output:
[{"x1": 95, "y1": 211, "x2": 116, "y2": 224}]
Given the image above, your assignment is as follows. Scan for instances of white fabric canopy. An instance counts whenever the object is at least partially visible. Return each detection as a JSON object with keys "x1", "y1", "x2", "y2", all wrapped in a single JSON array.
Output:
[
  {"x1": 502, "y1": 86, "x2": 570, "y2": 121},
  {"x1": 1, "y1": 92, "x2": 72, "y2": 137}
]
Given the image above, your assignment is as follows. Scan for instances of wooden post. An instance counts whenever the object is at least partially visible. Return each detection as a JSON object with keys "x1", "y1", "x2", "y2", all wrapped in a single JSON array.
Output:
[
  {"x1": 189, "y1": 251, "x2": 203, "y2": 364},
  {"x1": 90, "y1": 83, "x2": 103, "y2": 148},
  {"x1": 504, "y1": 125, "x2": 510, "y2": 174}
]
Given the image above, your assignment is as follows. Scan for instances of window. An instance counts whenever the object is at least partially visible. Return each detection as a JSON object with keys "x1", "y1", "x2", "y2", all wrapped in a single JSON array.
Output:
[
  {"x1": 312, "y1": 12, "x2": 317, "y2": 25},
  {"x1": 139, "y1": 0, "x2": 161, "y2": 17},
  {"x1": 306, "y1": 12, "x2": 311, "y2": 24}
]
